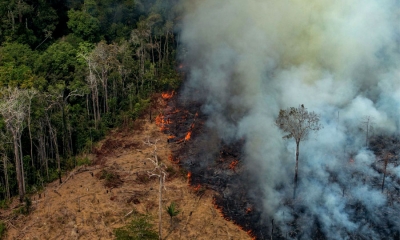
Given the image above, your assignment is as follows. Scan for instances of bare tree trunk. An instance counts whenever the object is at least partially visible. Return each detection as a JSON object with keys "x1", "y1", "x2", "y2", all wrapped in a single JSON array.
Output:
[
  {"x1": 150, "y1": 35, "x2": 155, "y2": 67},
  {"x1": 13, "y1": 134, "x2": 24, "y2": 202},
  {"x1": 9, "y1": 10, "x2": 15, "y2": 32},
  {"x1": 96, "y1": 87, "x2": 100, "y2": 124},
  {"x1": 158, "y1": 36, "x2": 162, "y2": 70},
  {"x1": 18, "y1": 133, "x2": 25, "y2": 193},
  {"x1": 3, "y1": 154, "x2": 10, "y2": 200},
  {"x1": 27, "y1": 106, "x2": 34, "y2": 167},
  {"x1": 165, "y1": 31, "x2": 169, "y2": 64},
  {"x1": 163, "y1": 32, "x2": 167, "y2": 67},
  {"x1": 382, "y1": 154, "x2": 389, "y2": 192},
  {"x1": 92, "y1": 92, "x2": 97, "y2": 128},
  {"x1": 17, "y1": 0, "x2": 22, "y2": 23},
  {"x1": 159, "y1": 174, "x2": 162, "y2": 240},
  {"x1": 38, "y1": 121, "x2": 48, "y2": 179},
  {"x1": 366, "y1": 119, "x2": 369, "y2": 147},
  {"x1": 46, "y1": 113, "x2": 61, "y2": 184},
  {"x1": 293, "y1": 141, "x2": 300, "y2": 199}
]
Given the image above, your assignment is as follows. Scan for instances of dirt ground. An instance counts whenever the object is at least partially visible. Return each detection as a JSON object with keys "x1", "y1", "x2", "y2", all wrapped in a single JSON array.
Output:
[{"x1": 1, "y1": 106, "x2": 251, "y2": 240}]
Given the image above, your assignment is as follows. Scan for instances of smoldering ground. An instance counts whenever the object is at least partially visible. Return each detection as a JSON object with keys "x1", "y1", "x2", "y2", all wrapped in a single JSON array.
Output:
[{"x1": 178, "y1": 0, "x2": 400, "y2": 239}]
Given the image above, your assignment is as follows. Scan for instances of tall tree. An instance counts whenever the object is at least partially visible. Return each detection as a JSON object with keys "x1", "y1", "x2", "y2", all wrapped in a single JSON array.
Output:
[
  {"x1": 276, "y1": 105, "x2": 321, "y2": 199},
  {"x1": 0, "y1": 130, "x2": 11, "y2": 200},
  {"x1": 0, "y1": 87, "x2": 30, "y2": 202},
  {"x1": 145, "y1": 138, "x2": 166, "y2": 240}
]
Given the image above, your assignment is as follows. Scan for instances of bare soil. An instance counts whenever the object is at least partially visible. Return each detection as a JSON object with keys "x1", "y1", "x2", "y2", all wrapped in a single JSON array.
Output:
[{"x1": 1, "y1": 98, "x2": 251, "y2": 240}]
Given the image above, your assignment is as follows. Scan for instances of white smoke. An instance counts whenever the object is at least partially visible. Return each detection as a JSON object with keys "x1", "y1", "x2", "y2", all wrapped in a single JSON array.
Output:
[{"x1": 179, "y1": 0, "x2": 400, "y2": 238}]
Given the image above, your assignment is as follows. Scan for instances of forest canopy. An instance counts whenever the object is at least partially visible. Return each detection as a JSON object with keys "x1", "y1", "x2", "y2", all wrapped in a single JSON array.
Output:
[{"x1": 0, "y1": 0, "x2": 182, "y2": 202}]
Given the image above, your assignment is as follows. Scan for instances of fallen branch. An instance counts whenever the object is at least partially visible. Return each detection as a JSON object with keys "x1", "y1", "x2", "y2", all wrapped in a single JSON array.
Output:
[
  {"x1": 53, "y1": 190, "x2": 61, "y2": 196},
  {"x1": 124, "y1": 209, "x2": 135, "y2": 218},
  {"x1": 55, "y1": 165, "x2": 99, "y2": 190}
]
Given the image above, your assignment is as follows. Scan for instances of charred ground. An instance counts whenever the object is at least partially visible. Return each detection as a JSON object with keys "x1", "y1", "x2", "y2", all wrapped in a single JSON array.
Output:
[{"x1": 160, "y1": 92, "x2": 400, "y2": 240}]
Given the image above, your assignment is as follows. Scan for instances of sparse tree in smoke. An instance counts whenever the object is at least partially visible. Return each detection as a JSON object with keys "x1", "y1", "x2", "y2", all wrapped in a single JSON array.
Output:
[{"x1": 276, "y1": 105, "x2": 321, "y2": 199}]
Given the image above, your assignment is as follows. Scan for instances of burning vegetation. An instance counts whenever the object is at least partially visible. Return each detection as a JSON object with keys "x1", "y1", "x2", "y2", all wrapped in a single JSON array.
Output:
[{"x1": 156, "y1": 88, "x2": 400, "y2": 239}]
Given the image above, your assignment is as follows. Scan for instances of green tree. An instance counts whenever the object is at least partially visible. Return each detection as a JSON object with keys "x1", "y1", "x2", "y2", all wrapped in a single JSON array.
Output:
[
  {"x1": 165, "y1": 202, "x2": 179, "y2": 226},
  {"x1": 114, "y1": 215, "x2": 158, "y2": 240},
  {"x1": 34, "y1": 40, "x2": 78, "y2": 86},
  {"x1": 276, "y1": 105, "x2": 321, "y2": 199},
  {"x1": 67, "y1": 9, "x2": 100, "y2": 42}
]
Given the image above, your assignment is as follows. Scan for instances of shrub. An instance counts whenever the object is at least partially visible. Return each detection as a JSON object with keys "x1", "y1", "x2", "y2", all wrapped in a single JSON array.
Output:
[
  {"x1": 76, "y1": 157, "x2": 91, "y2": 166},
  {"x1": 0, "y1": 199, "x2": 9, "y2": 209},
  {"x1": 0, "y1": 221, "x2": 6, "y2": 239},
  {"x1": 98, "y1": 169, "x2": 123, "y2": 188},
  {"x1": 114, "y1": 215, "x2": 158, "y2": 240}
]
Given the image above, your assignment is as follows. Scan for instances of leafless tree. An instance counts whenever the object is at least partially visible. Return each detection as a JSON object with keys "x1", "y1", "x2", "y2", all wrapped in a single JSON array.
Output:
[
  {"x1": 362, "y1": 116, "x2": 374, "y2": 148},
  {"x1": 45, "y1": 85, "x2": 83, "y2": 183},
  {"x1": 381, "y1": 152, "x2": 393, "y2": 193},
  {"x1": 0, "y1": 87, "x2": 30, "y2": 201},
  {"x1": 26, "y1": 89, "x2": 37, "y2": 166},
  {"x1": 0, "y1": 130, "x2": 11, "y2": 200},
  {"x1": 89, "y1": 41, "x2": 119, "y2": 114},
  {"x1": 276, "y1": 105, "x2": 321, "y2": 199},
  {"x1": 144, "y1": 138, "x2": 167, "y2": 240}
]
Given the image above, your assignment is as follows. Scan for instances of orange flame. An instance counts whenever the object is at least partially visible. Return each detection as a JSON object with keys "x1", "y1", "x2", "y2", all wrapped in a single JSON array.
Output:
[
  {"x1": 193, "y1": 184, "x2": 201, "y2": 191},
  {"x1": 155, "y1": 114, "x2": 171, "y2": 131},
  {"x1": 161, "y1": 91, "x2": 174, "y2": 100},
  {"x1": 246, "y1": 207, "x2": 252, "y2": 214},
  {"x1": 168, "y1": 155, "x2": 180, "y2": 164},
  {"x1": 155, "y1": 114, "x2": 163, "y2": 125},
  {"x1": 212, "y1": 197, "x2": 231, "y2": 221},
  {"x1": 187, "y1": 172, "x2": 192, "y2": 184},
  {"x1": 184, "y1": 131, "x2": 192, "y2": 141},
  {"x1": 229, "y1": 160, "x2": 239, "y2": 170},
  {"x1": 212, "y1": 198, "x2": 257, "y2": 239}
]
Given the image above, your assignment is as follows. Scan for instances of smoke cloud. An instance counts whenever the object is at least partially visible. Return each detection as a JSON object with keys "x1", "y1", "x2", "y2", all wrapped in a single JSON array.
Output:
[{"x1": 179, "y1": 0, "x2": 400, "y2": 238}]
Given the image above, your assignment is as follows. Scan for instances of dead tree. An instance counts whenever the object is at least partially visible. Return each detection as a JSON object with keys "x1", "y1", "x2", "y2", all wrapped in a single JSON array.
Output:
[
  {"x1": 144, "y1": 138, "x2": 167, "y2": 240},
  {"x1": 381, "y1": 152, "x2": 392, "y2": 193},
  {"x1": 45, "y1": 86, "x2": 84, "y2": 183},
  {"x1": 0, "y1": 130, "x2": 11, "y2": 200},
  {"x1": 0, "y1": 87, "x2": 30, "y2": 202},
  {"x1": 26, "y1": 89, "x2": 37, "y2": 167},
  {"x1": 276, "y1": 104, "x2": 321, "y2": 199},
  {"x1": 362, "y1": 116, "x2": 374, "y2": 148}
]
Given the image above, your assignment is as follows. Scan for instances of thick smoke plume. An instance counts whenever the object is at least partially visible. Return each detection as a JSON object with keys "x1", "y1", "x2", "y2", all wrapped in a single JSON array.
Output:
[{"x1": 179, "y1": 0, "x2": 400, "y2": 239}]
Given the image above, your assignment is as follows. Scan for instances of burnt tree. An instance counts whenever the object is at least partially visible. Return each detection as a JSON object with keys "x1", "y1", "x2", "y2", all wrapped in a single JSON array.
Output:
[
  {"x1": 144, "y1": 138, "x2": 167, "y2": 240},
  {"x1": 276, "y1": 104, "x2": 321, "y2": 199}
]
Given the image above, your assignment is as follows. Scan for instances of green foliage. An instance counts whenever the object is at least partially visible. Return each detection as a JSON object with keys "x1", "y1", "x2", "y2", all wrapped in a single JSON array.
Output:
[
  {"x1": 0, "y1": 43, "x2": 36, "y2": 67},
  {"x1": 114, "y1": 215, "x2": 158, "y2": 240},
  {"x1": 276, "y1": 105, "x2": 321, "y2": 143},
  {"x1": 165, "y1": 166, "x2": 176, "y2": 177},
  {"x1": 77, "y1": 157, "x2": 91, "y2": 166},
  {"x1": 67, "y1": 10, "x2": 100, "y2": 42},
  {"x1": 100, "y1": 169, "x2": 115, "y2": 181},
  {"x1": 131, "y1": 98, "x2": 150, "y2": 119},
  {"x1": 0, "y1": 220, "x2": 6, "y2": 239},
  {"x1": 165, "y1": 202, "x2": 180, "y2": 219},
  {"x1": 99, "y1": 169, "x2": 123, "y2": 188},
  {"x1": 0, "y1": 199, "x2": 9, "y2": 209},
  {"x1": 0, "y1": 0, "x2": 182, "y2": 203},
  {"x1": 34, "y1": 40, "x2": 78, "y2": 85},
  {"x1": 13, "y1": 197, "x2": 31, "y2": 215},
  {"x1": 24, "y1": 196, "x2": 32, "y2": 214},
  {"x1": 47, "y1": 168, "x2": 61, "y2": 183}
]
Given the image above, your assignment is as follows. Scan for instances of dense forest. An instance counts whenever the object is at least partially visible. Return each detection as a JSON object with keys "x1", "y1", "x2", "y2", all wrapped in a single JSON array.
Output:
[{"x1": 0, "y1": 0, "x2": 181, "y2": 203}]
